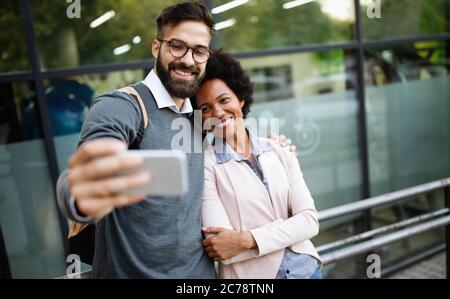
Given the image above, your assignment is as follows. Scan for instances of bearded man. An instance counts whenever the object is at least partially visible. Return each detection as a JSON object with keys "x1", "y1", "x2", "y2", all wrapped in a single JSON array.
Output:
[{"x1": 57, "y1": 2, "x2": 216, "y2": 279}]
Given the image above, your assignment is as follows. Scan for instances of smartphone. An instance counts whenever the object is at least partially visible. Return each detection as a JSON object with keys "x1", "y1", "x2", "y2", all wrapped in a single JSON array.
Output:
[{"x1": 121, "y1": 150, "x2": 188, "y2": 197}]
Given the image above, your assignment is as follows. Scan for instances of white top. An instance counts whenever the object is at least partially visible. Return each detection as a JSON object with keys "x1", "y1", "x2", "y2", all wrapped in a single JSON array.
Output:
[{"x1": 142, "y1": 69, "x2": 193, "y2": 115}]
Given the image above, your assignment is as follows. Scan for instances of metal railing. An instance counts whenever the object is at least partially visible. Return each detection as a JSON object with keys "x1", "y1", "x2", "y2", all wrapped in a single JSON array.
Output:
[
  {"x1": 56, "y1": 178, "x2": 450, "y2": 279},
  {"x1": 317, "y1": 177, "x2": 450, "y2": 278}
]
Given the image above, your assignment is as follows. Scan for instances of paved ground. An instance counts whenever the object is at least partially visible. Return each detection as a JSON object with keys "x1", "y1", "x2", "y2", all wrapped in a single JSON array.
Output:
[{"x1": 387, "y1": 252, "x2": 446, "y2": 279}]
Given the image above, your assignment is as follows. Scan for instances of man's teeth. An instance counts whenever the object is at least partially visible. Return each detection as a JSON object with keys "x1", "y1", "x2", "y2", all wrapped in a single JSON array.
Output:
[{"x1": 174, "y1": 69, "x2": 192, "y2": 76}]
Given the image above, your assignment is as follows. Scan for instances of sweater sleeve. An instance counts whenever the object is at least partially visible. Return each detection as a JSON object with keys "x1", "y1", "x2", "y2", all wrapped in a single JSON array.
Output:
[
  {"x1": 56, "y1": 91, "x2": 142, "y2": 223},
  {"x1": 77, "y1": 91, "x2": 142, "y2": 147}
]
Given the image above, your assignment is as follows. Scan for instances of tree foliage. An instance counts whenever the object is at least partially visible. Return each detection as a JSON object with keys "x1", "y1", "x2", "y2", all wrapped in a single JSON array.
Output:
[{"x1": 0, "y1": 0, "x2": 448, "y2": 72}]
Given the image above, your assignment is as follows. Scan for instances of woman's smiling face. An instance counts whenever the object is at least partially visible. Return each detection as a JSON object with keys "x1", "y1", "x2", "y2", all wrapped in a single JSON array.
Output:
[{"x1": 196, "y1": 79, "x2": 245, "y2": 139}]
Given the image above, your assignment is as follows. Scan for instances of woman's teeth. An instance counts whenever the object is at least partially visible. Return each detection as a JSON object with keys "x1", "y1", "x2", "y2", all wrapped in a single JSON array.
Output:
[{"x1": 217, "y1": 118, "x2": 232, "y2": 128}]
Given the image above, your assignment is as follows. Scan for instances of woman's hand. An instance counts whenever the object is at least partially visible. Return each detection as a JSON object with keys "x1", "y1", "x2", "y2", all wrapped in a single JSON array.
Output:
[{"x1": 202, "y1": 227, "x2": 256, "y2": 261}]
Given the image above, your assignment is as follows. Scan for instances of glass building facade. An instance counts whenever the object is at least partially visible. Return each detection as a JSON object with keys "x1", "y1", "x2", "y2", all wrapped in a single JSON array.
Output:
[{"x1": 0, "y1": 0, "x2": 449, "y2": 278}]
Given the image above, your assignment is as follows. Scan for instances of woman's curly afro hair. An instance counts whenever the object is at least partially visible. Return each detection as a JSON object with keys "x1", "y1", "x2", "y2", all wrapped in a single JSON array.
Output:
[{"x1": 198, "y1": 49, "x2": 254, "y2": 118}]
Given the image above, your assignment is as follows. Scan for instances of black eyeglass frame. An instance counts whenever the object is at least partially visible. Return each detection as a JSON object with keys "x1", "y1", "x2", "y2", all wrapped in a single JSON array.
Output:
[{"x1": 157, "y1": 39, "x2": 212, "y2": 64}]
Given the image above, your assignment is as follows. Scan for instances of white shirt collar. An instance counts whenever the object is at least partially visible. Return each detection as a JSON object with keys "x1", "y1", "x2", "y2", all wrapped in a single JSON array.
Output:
[{"x1": 142, "y1": 69, "x2": 193, "y2": 115}]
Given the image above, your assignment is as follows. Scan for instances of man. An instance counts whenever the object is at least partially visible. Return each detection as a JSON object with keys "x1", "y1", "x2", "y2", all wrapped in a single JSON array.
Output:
[
  {"x1": 58, "y1": 2, "x2": 215, "y2": 279},
  {"x1": 57, "y1": 2, "x2": 294, "y2": 278}
]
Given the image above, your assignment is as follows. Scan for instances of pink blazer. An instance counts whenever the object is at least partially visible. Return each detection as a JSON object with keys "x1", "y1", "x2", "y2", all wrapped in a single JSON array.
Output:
[{"x1": 201, "y1": 137, "x2": 322, "y2": 279}]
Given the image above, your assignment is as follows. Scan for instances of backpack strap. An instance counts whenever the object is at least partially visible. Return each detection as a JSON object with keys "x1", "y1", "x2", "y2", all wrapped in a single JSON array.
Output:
[
  {"x1": 117, "y1": 86, "x2": 149, "y2": 149},
  {"x1": 117, "y1": 86, "x2": 148, "y2": 129}
]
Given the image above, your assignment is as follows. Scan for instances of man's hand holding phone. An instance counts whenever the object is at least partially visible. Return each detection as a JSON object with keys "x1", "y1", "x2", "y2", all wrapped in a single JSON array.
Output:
[{"x1": 67, "y1": 138, "x2": 151, "y2": 220}]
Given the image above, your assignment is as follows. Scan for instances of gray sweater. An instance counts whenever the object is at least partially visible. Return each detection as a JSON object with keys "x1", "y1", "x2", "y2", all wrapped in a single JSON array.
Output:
[{"x1": 57, "y1": 83, "x2": 214, "y2": 278}]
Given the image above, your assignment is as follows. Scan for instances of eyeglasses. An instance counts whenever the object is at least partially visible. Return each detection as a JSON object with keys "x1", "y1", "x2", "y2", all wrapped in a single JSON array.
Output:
[{"x1": 157, "y1": 39, "x2": 211, "y2": 64}]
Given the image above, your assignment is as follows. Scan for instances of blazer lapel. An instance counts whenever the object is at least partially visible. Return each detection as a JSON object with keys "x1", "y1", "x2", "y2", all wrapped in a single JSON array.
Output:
[{"x1": 220, "y1": 160, "x2": 277, "y2": 231}]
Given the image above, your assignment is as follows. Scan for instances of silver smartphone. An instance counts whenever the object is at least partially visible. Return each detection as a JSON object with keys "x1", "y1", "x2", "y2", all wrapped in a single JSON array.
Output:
[{"x1": 121, "y1": 150, "x2": 188, "y2": 197}]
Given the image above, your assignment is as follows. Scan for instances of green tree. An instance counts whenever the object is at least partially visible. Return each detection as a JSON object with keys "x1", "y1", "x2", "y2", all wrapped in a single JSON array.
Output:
[
  {"x1": 0, "y1": 0, "x2": 30, "y2": 72},
  {"x1": 213, "y1": 0, "x2": 354, "y2": 51},
  {"x1": 361, "y1": 0, "x2": 449, "y2": 40}
]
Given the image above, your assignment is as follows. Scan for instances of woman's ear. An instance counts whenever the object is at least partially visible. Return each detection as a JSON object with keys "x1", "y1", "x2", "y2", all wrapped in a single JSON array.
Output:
[
  {"x1": 152, "y1": 39, "x2": 160, "y2": 59},
  {"x1": 240, "y1": 100, "x2": 245, "y2": 108}
]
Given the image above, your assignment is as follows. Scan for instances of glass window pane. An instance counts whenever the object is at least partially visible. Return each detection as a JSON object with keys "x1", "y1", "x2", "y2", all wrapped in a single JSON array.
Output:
[
  {"x1": 365, "y1": 40, "x2": 450, "y2": 195},
  {"x1": 242, "y1": 49, "x2": 362, "y2": 217},
  {"x1": 241, "y1": 50, "x2": 364, "y2": 266},
  {"x1": 30, "y1": 0, "x2": 182, "y2": 69},
  {"x1": 0, "y1": 0, "x2": 30, "y2": 72},
  {"x1": 0, "y1": 81, "x2": 66, "y2": 278},
  {"x1": 363, "y1": 40, "x2": 449, "y2": 277},
  {"x1": 212, "y1": 0, "x2": 356, "y2": 52},
  {"x1": 360, "y1": 0, "x2": 450, "y2": 40},
  {"x1": 43, "y1": 69, "x2": 146, "y2": 172}
]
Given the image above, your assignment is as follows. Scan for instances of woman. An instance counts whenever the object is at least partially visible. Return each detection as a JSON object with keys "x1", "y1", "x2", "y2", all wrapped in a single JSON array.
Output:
[{"x1": 195, "y1": 50, "x2": 322, "y2": 279}]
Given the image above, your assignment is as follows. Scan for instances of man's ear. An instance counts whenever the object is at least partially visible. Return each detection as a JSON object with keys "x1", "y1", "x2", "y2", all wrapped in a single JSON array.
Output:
[{"x1": 152, "y1": 39, "x2": 160, "y2": 59}]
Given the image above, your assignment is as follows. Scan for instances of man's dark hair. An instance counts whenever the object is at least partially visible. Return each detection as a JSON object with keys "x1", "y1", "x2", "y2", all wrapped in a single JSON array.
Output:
[
  {"x1": 157, "y1": 2, "x2": 215, "y2": 38},
  {"x1": 199, "y1": 49, "x2": 254, "y2": 118}
]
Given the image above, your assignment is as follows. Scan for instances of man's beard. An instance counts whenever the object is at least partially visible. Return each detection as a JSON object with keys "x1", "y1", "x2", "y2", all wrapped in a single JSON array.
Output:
[{"x1": 156, "y1": 55, "x2": 203, "y2": 99}]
